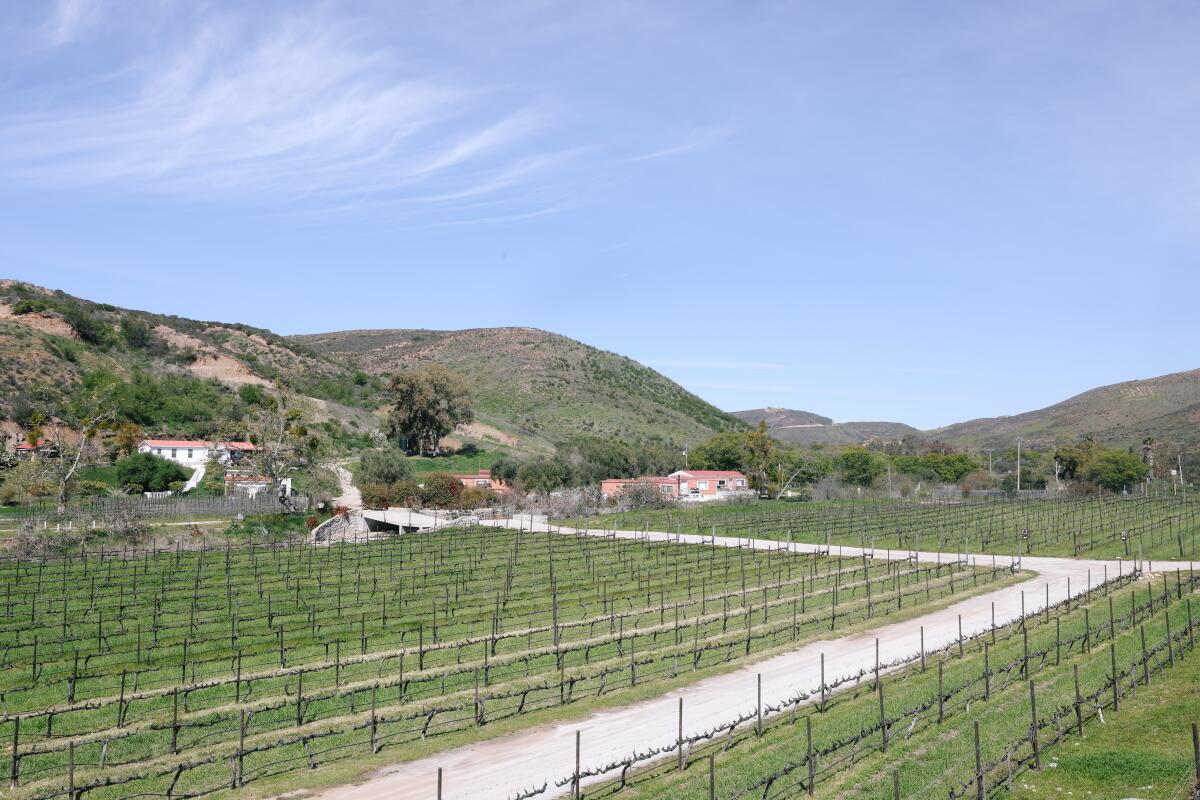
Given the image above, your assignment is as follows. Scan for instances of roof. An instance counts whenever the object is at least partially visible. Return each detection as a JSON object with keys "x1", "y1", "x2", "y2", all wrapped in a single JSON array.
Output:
[
  {"x1": 142, "y1": 440, "x2": 256, "y2": 450},
  {"x1": 15, "y1": 439, "x2": 48, "y2": 451},
  {"x1": 603, "y1": 476, "x2": 678, "y2": 485},
  {"x1": 670, "y1": 470, "x2": 747, "y2": 479}
]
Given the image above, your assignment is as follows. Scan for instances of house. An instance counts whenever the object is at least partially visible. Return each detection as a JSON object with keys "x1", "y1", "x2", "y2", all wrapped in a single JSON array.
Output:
[
  {"x1": 138, "y1": 440, "x2": 256, "y2": 468},
  {"x1": 600, "y1": 476, "x2": 680, "y2": 498},
  {"x1": 600, "y1": 470, "x2": 751, "y2": 502},
  {"x1": 451, "y1": 469, "x2": 505, "y2": 492},
  {"x1": 669, "y1": 470, "x2": 750, "y2": 500},
  {"x1": 223, "y1": 470, "x2": 274, "y2": 498},
  {"x1": 14, "y1": 438, "x2": 54, "y2": 460}
]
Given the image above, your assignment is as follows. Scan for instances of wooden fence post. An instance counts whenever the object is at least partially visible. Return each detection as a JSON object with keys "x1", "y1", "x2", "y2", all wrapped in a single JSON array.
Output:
[
  {"x1": 974, "y1": 719, "x2": 984, "y2": 800},
  {"x1": 677, "y1": 697, "x2": 684, "y2": 772},
  {"x1": 892, "y1": 767, "x2": 900, "y2": 800},
  {"x1": 879, "y1": 678, "x2": 887, "y2": 753},
  {"x1": 1073, "y1": 663, "x2": 1084, "y2": 739},
  {"x1": 9, "y1": 716, "x2": 18, "y2": 788},
  {"x1": 437, "y1": 766, "x2": 443, "y2": 800},
  {"x1": 806, "y1": 715, "x2": 815, "y2": 796},
  {"x1": 1028, "y1": 681, "x2": 1041, "y2": 770},
  {"x1": 1192, "y1": 721, "x2": 1199, "y2": 785},
  {"x1": 574, "y1": 729, "x2": 581, "y2": 800},
  {"x1": 1111, "y1": 641, "x2": 1120, "y2": 712},
  {"x1": 757, "y1": 673, "x2": 763, "y2": 736},
  {"x1": 709, "y1": 752, "x2": 716, "y2": 800}
]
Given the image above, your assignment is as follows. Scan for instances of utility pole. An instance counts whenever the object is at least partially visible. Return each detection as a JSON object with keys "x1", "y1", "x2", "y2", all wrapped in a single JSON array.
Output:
[
  {"x1": 1177, "y1": 443, "x2": 1186, "y2": 487},
  {"x1": 1016, "y1": 437, "x2": 1022, "y2": 493},
  {"x1": 984, "y1": 449, "x2": 994, "y2": 477},
  {"x1": 683, "y1": 447, "x2": 689, "y2": 470}
]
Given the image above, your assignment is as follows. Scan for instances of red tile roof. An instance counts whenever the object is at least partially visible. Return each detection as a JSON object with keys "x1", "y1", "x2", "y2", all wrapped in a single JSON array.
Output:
[
  {"x1": 15, "y1": 439, "x2": 48, "y2": 451},
  {"x1": 142, "y1": 440, "x2": 255, "y2": 450},
  {"x1": 671, "y1": 470, "x2": 747, "y2": 479}
]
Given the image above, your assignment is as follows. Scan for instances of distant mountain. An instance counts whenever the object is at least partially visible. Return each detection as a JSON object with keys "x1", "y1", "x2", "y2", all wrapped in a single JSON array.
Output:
[
  {"x1": 292, "y1": 328, "x2": 745, "y2": 449},
  {"x1": 930, "y1": 369, "x2": 1200, "y2": 449},
  {"x1": 733, "y1": 407, "x2": 917, "y2": 446}
]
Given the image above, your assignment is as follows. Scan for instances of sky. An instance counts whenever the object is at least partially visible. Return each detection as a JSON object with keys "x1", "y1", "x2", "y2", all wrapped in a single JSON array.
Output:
[{"x1": 1, "y1": 1, "x2": 1197, "y2": 430}]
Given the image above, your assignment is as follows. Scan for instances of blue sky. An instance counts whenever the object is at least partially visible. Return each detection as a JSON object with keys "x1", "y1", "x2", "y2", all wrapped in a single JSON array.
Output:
[{"x1": 1, "y1": 1, "x2": 1197, "y2": 429}]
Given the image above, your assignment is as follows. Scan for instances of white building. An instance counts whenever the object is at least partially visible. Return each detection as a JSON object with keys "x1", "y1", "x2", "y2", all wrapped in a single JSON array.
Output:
[{"x1": 138, "y1": 439, "x2": 255, "y2": 468}]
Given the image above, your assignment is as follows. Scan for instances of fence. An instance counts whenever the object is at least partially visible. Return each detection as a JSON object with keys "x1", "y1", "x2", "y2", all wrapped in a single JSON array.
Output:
[{"x1": 1, "y1": 494, "x2": 310, "y2": 524}]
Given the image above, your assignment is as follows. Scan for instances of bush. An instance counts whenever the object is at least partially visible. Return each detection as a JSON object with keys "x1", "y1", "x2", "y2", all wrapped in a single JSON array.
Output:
[
  {"x1": 420, "y1": 473, "x2": 464, "y2": 508},
  {"x1": 356, "y1": 448, "x2": 413, "y2": 485},
  {"x1": 458, "y1": 486, "x2": 498, "y2": 509},
  {"x1": 114, "y1": 453, "x2": 190, "y2": 493},
  {"x1": 360, "y1": 481, "x2": 423, "y2": 509},
  {"x1": 72, "y1": 480, "x2": 112, "y2": 497}
]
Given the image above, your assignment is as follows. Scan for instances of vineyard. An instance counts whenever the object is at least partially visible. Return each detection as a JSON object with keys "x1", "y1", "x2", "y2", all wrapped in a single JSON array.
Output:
[
  {"x1": 542, "y1": 567, "x2": 1200, "y2": 799},
  {"x1": 0, "y1": 527, "x2": 1009, "y2": 800},
  {"x1": 563, "y1": 495, "x2": 1200, "y2": 561}
]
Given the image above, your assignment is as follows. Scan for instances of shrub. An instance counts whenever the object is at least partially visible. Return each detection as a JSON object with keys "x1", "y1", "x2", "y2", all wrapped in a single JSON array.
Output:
[
  {"x1": 72, "y1": 480, "x2": 112, "y2": 497},
  {"x1": 458, "y1": 486, "x2": 497, "y2": 509},
  {"x1": 114, "y1": 453, "x2": 189, "y2": 493},
  {"x1": 420, "y1": 473, "x2": 464, "y2": 508},
  {"x1": 356, "y1": 448, "x2": 413, "y2": 485}
]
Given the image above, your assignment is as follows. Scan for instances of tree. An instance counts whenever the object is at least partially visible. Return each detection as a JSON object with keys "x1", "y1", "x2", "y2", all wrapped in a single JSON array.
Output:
[
  {"x1": 836, "y1": 447, "x2": 884, "y2": 488},
  {"x1": 1085, "y1": 450, "x2": 1150, "y2": 492},
  {"x1": 356, "y1": 448, "x2": 414, "y2": 484},
  {"x1": 385, "y1": 366, "x2": 473, "y2": 456},
  {"x1": 112, "y1": 421, "x2": 145, "y2": 458},
  {"x1": 420, "y1": 473, "x2": 464, "y2": 508},
  {"x1": 114, "y1": 453, "x2": 189, "y2": 493},
  {"x1": 742, "y1": 422, "x2": 777, "y2": 490},
  {"x1": 775, "y1": 450, "x2": 832, "y2": 497},
  {"x1": 228, "y1": 389, "x2": 325, "y2": 511},
  {"x1": 690, "y1": 432, "x2": 747, "y2": 471},
  {"x1": 45, "y1": 388, "x2": 119, "y2": 514}
]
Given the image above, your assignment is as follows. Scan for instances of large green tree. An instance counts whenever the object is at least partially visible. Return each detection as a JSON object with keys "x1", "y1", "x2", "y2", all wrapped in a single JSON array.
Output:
[
  {"x1": 836, "y1": 447, "x2": 884, "y2": 487},
  {"x1": 385, "y1": 366, "x2": 473, "y2": 456},
  {"x1": 1085, "y1": 450, "x2": 1150, "y2": 492}
]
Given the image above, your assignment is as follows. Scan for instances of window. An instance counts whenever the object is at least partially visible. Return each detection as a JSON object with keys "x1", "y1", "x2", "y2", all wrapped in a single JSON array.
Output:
[
  {"x1": 155, "y1": 449, "x2": 161, "y2": 455},
  {"x1": 736, "y1": 479, "x2": 746, "y2": 487},
  {"x1": 660, "y1": 485, "x2": 672, "y2": 493},
  {"x1": 698, "y1": 481, "x2": 709, "y2": 490},
  {"x1": 679, "y1": 481, "x2": 688, "y2": 490},
  {"x1": 187, "y1": 449, "x2": 193, "y2": 459},
  {"x1": 717, "y1": 479, "x2": 727, "y2": 488},
  {"x1": 171, "y1": 449, "x2": 177, "y2": 458},
  {"x1": 475, "y1": 479, "x2": 489, "y2": 487}
]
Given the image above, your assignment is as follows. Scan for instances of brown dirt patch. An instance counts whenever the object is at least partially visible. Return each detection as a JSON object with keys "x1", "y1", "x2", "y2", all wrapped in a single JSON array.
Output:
[{"x1": 0, "y1": 304, "x2": 79, "y2": 339}]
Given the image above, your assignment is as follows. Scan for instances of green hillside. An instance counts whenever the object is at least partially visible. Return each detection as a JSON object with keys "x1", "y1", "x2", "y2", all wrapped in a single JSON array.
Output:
[
  {"x1": 930, "y1": 368, "x2": 1200, "y2": 448},
  {"x1": 291, "y1": 327, "x2": 745, "y2": 448},
  {"x1": 0, "y1": 282, "x2": 743, "y2": 452}
]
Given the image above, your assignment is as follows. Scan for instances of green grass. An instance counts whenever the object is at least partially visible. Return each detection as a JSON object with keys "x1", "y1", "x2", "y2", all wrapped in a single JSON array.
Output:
[
  {"x1": 1008, "y1": 655, "x2": 1200, "y2": 799},
  {"x1": 0, "y1": 527, "x2": 1010, "y2": 800},
  {"x1": 560, "y1": 495, "x2": 1200, "y2": 562},
  {"x1": 404, "y1": 448, "x2": 510, "y2": 477}
]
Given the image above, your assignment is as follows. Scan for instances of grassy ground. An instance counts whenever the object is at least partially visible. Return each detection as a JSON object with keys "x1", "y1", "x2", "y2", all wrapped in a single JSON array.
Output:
[
  {"x1": 1008, "y1": 655, "x2": 1200, "y2": 799},
  {"x1": 560, "y1": 495, "x2": 1200, "y2": 562},
  {"x1": 0, "y1": 527, "x2": 1012, "y2": 800}
]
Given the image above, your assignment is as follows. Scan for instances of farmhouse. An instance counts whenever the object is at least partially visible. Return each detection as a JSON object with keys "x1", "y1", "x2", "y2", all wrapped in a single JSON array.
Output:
[
  {"x1": 138, "y1": 439, "x2": 255, "y2": 468},
  {"x1": 13, "y1": 438, "x2": 54, "y2": 460},
  {"x1": 451, "y1": 469, "x2": 505, "y2": 491},
  {"x1": 601, "y1": 470, "x2": 750, "y2": 501}
]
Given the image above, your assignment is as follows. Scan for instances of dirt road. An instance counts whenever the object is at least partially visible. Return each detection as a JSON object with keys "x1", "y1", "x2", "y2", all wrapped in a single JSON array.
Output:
[{"x1": 298, "y1": 524, "x2": 1184, "y2": 800}]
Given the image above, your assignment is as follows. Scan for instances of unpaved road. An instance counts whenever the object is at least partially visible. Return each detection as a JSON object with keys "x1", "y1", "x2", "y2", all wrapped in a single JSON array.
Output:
[
  {"x1": 331, "y1": 463, "x2": 362, "y2": 510},
  {"x1": 299, "y1": 523, "x2": 1187, "y2": 800}
]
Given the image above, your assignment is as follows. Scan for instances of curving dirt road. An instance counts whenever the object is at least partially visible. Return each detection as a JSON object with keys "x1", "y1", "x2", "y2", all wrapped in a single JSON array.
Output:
[{"x1": 297, "y1": 523, "x2": 1186, "y2": 800}]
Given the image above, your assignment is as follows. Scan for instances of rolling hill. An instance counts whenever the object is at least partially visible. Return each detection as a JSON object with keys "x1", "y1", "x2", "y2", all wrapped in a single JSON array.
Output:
[
  {"x1": 929, "y1": 368, "x2": 1200, "y2": 449},
  {"x1": 733, "y1": 407, "x2": 918, "y2": 446},
  {"x1": 290, "y1": 328, "x2": 745, "y2": 448},
  {"x1": 0, "y1": 281, "x2": 743, "y2": 452}
]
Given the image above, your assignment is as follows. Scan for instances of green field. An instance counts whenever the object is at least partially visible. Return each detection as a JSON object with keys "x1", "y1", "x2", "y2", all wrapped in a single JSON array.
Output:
[
  {"x1": 0, "y1": 527, "x2": 1008, "y2": 799},
  {"x1": 585, "y1": 570, "x2": 1200, "y2": 799},
  {"x1": 562, "y1": 495, "x2": 1200, "y2": 561}
]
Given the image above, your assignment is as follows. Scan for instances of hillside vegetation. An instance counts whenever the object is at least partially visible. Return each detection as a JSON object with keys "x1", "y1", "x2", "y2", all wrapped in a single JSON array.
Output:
[
  {"x1": 931, "y1": 368, "x2": 1200, "y2": 449},
  {"x1": 292, "y1": 327, "x2": 745, "y2": 447},
  {"x1": 0, "y1": 282, "x2": 743, "y2": 452}
]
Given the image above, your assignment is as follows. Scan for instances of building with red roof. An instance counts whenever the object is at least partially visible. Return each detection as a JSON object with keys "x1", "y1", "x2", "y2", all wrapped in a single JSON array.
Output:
[
  {"x1": 601, "y1": 470, "x2": 750, "y2": 502},
  {"x1": 138, "y1": 439, "x2": 256, "y2": 468}
]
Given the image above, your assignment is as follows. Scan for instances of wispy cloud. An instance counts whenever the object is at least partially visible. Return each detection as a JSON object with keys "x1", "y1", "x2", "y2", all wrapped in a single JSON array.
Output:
[
  {"x1": 0, "y1": 11, "x2": 578, "y2": 222},
  {"x1": 628, "y1": 125, "x2": 732, "y2": 163},
  {"x1": 40, "y1": 0, "x2": 101, "y2": 46}
]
